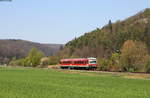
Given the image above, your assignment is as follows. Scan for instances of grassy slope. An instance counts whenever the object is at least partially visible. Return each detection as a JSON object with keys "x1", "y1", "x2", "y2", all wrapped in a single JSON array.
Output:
[{"x1": 0, "y1": 67, "x2": 150, "y2": 98}]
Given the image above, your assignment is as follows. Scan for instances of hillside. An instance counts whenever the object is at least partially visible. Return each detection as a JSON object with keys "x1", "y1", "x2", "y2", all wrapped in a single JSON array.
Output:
[
  {"x1": 61, "y1": 8, "x2": 150, "y2": 58},
  {"x1": 0, "y1": 39, "x2": 63, "y2": 64}
]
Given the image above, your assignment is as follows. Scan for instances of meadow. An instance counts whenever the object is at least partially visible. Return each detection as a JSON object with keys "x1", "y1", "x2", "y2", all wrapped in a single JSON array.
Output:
[{"x1": 0, "y1": 67, "x2": 150, "y2": 98}]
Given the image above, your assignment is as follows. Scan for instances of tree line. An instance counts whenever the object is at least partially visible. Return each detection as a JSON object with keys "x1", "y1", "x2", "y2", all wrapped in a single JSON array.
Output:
[
  {"x1": 9, "y1": 48, "x2": 59, "y2": 68},
  {"x1": 97, "y1": 40, "x2": 150, "y2": 72},
  {"x1": 0, "y1": 39, "x2": 62, "y2": 65}
]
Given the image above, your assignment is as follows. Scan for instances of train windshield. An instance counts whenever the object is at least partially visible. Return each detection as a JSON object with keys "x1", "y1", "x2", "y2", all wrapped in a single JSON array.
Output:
[{"x1": 89, "y1": 60, "x2": 97, "y2": 64}]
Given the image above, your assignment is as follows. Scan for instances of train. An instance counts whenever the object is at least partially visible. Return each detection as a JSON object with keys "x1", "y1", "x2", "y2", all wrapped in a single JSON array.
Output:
[{"x1": 60, "y1": 57, "x2": 97, "y2": 70}]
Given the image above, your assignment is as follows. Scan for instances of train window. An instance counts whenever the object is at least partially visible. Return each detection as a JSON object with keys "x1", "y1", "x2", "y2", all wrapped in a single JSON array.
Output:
[
  {"x1": 84, "y1": 61, "x2": 87, "y2": 64},
  {"x1": 67, "y1": 61, "x2": 71, "y2": 64},
  {"x1": 78, "y1": 61, "x2": 80, "y2": 64},
  {"x1": 81, "y1": 61, "x2": 84, "y2": 64},
  {"x1": 63, "y1": 61, "x2": 71, "y2": 64},
  {"x1": 84, "y1": 61, "x2": 88, "y2": 64},
  {"x1": 73, "y1": 60, "x2": 86, "y2": 64},
  {"x1": 78, "y1": 61, "x2": 81, "y2": 64},
  {"x1": 89, "y1": 61, "x2": 97, "y2": 64},
  {"x1": 74, "y1": 61, "x2": 77, "y2": 64},
  {"x1": 69, "y1": 61, "x2": 72, "y2": 64}
]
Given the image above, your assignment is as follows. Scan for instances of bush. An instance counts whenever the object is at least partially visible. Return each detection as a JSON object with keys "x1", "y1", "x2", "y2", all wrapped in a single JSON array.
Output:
[
  {"x1": 49, "y1": 56, "x2": 60, "y2": 65},
  {"x1": 97, "y1": 53, "x2": 121, "y2": 72},
  {"x1": 146, "y1": 62, "x2": 150, "y2": 73},
  {"x1": 9, "y1": 48, "x2": 45, "y2": 67},
  {"x1": 40, "y1": 57, "x2": 50, "y2": 68},
  {"x1": 9, "y1": 60, "x2": 18, "y2": 66},
  {"x1": 145, "y1": 55, "x2": 150, "y2": 73},
  {"x1": 27, "y1": 48, "x2": 44, "y2": 67},
  {"x1": 107, "y1": 53, "x2": 121, "y2": 72},
  {"x1": 97, "y1": 58, "x2": 109, "y2": 71}
]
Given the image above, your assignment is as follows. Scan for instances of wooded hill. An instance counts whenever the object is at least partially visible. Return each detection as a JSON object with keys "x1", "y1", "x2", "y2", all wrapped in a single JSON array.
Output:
[
  {"x1": 0, "y1": 39, "x2": 63, "y2": 64},
  {"x1": 61, "y1": 8, "x2": 150, "y2": 58}
]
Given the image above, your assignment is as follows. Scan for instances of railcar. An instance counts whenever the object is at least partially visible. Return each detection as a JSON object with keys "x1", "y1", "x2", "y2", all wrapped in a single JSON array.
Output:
[{"x1": 60, "y1": 57, "x2": 97, "y2": 70}]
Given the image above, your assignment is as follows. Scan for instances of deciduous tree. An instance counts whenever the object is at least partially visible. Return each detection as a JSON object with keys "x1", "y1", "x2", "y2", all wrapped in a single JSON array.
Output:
[{"x1": 120, "y1": 40, "x2": 148, "y2": 72}]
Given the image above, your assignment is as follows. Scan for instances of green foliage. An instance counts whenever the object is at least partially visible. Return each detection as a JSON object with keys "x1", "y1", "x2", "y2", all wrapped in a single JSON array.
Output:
[
  {"x1": 49, "y1": 56, "x2": 60, "y2": 65},
  {"x1": 9, "y1": 48, "x2": 44, "y2": 67},
  {"x1": 9, "y1": 57, "x2": 18, "y2": 66},
  {"x1": 144, "y1": 8, "x2": 150, "y2": 18},
  {"x1": 27, "y1": 48, "x2": 44, "y2": 67},
  {"x1": 145, "y1": 56, "x2": 150, "y2": 73},
  {"x1": 108, "y1": 20, "x2": 113, "y2": 33},
  {"x1": 97, "y1": 58, "x2": 109, "y2": 71},
  {"x1": 108, "y1": 53, "x2": 121, "y2": 71},
  {"x1": 97, "y1": 53, "x2": 121, "y2": 72}
]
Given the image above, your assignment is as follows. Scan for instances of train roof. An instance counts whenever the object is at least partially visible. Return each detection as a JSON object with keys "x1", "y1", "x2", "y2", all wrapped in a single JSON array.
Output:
[
  {"x1": 61, "y1": 57, "x2": 96, "y2": 61},
  {"x1": 61, "y1": 58, "x2": 87, "y2": 61}
]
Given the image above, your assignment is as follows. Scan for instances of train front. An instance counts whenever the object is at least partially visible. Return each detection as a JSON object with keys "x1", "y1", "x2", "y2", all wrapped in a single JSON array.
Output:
[{"x1": 88, "y1": 57, "x2": 97, "y2": 69}]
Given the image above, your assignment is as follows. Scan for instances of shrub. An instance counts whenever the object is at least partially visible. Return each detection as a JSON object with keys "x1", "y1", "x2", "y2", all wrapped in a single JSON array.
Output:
[
  {"x1": 27, "y1": 48, "x2": 44, "y2": 67},
  {"x1": 145, "y1": 55, "x2": 150, "y2": 73},
  {"x1": 40, "y1": 57, "x2": 50, "y2": 67},
  {"x1": 49, "y1": 56, "x2": 60, "y2": 65},
  {"x1": 9, "y1": 48, "x2": 45, "y2": 67},
  {"x1": 9, "y1": 60, "x2": 18, "y2": 66},
  {"x1": 108, "y1": 53, "x2": 121, "y2": 72},
  {"x1": 97, "y1": 58, "x2": 109, "y2": 71},
  {"x1": 97, "y1": 53, "x2": 121, "y2": 72}
]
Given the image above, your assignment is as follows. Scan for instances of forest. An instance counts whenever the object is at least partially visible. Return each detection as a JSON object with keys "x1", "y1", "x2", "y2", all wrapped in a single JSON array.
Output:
[
  {"x1": 57, "y1": 8, "x2": 150, "y2": 72},
  {"x1": 0, "y1": 39, "x2": 62, "y2": 65}
]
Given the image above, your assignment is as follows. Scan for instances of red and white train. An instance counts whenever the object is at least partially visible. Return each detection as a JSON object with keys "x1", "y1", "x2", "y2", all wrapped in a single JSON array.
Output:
[{"x1": 60, "y1": 57, "x2": 97, "y2": 70}]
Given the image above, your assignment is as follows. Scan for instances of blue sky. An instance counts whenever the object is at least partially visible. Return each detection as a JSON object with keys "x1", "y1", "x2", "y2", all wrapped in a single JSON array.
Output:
[{"x1": 0, "y1": 0, "x2": 150, "y2": 44}]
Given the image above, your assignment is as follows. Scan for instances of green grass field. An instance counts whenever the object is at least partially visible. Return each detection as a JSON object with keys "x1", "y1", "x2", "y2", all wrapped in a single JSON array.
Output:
[{"x1": 0, "y1": 67, "x2": 150, "y2": 98}]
